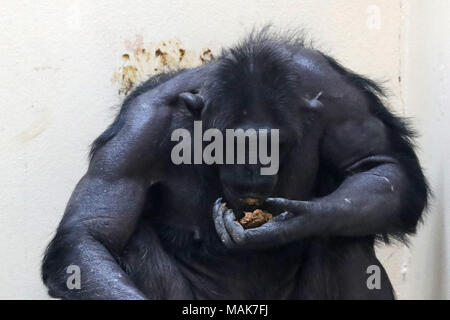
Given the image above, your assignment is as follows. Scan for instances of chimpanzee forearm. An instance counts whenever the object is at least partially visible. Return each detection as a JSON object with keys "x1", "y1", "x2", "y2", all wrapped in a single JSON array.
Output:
[
  {"x1": 42, "y1": 228, "x2": 147, "y2": 300},
  {"x1": 265, "y1": 161, "x2": 424, "y2": 240},
  {"x1": 246, "y1": 108, "x2": 429, "y2": 246},
  {"x1": 42, "y1": 174, "x2": 149, "y2": 299},
  {"x1": 214, "y1": 155, "x2": 427, "y2": 250}
]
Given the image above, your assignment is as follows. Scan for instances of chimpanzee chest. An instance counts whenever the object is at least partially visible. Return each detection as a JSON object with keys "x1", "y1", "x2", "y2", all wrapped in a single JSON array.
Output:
[
  {"x1": 148, "y1": 165, "x2": 308, "y2": 299},
  {"x1": 172, "y1": 243, "x2": 306, "y2": 299},
  {"x1": 150, "y1": 192, "x2": 307, "y2": 299}
]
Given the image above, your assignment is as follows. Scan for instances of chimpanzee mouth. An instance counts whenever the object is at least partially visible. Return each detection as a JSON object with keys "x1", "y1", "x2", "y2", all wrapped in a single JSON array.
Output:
[
  {"x1": 221, "y1": 187, "x2": 275, "y2": 219},
  {"x1": 239, "y1": 196, "x2": 265, "y2": 210}
]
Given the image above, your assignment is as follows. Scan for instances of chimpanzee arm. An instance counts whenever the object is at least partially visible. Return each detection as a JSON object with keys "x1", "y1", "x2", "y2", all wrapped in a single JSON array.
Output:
[
  {"x1": 42, "y1": 67, "x2": 209, "y2": 299},
  {"x1": 43, "y1": 172, "x2": 149, "y2": 299},
  {"x1": 266, "y1": 113, "x2": 428, "y2": 236},
  {"x1": 217, "y1": 103, "x2": 428, "y2": 249}
]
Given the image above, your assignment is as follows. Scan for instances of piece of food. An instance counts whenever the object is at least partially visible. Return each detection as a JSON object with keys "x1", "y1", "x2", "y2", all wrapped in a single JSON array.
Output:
[{"x1": 239, "y1": 209, "x2": 273, "y2": 229}]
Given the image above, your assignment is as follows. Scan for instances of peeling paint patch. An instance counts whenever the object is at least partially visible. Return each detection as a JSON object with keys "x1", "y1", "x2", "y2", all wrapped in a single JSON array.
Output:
[{"x1": 112, "y1": 37, "x2": 214, "y2": 95}]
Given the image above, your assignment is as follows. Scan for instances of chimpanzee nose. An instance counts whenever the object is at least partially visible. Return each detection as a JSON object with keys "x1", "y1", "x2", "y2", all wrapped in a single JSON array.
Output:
[{"x1": 228, "y1": 164, "x2": 277, "y2": 197}]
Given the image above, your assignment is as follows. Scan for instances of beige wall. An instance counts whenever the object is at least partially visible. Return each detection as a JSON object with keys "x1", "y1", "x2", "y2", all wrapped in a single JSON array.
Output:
[
  {"x1": 399, "y1": 0, "x2": 450, "y2": 299},
  {"x1": 0, "y1": 0, "x2": 446, "y2": 299}
]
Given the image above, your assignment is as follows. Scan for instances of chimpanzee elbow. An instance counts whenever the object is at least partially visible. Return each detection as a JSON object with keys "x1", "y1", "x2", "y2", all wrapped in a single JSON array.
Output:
[
  {"x1": 42, "y1": 244, "x2": 65, "y2": 298},
  {"x1": 398, "y1": 164, "x2": 430, "y2": 237},
  {"x1": 41, "y1": 262, "x2": 64, "y2": 299},
  {"x1": 401, "y1": 189, "x2": 428, "y2": 235},
  {"x1": 41, "y1": 230, "x2": 81, "y2": 299}
]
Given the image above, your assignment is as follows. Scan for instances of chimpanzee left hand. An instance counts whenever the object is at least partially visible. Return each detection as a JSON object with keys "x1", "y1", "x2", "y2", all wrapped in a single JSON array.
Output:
[{"x1": 212, "y1": 198, "x2": 307, "y2": 250}]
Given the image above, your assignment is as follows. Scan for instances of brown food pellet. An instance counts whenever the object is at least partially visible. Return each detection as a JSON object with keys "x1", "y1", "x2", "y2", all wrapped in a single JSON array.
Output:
[{"x1": 239, "y1": 209, "x2": 273, "y2": 229}]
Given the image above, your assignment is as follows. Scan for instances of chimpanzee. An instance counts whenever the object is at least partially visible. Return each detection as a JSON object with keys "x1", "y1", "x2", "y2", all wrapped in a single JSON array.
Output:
[{"x1": 42, "y1": 30, "x2": 429, "y2": 299}]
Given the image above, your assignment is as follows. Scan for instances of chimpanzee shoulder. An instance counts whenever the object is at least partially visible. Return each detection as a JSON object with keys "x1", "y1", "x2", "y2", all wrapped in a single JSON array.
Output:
[
  {"x1": 321, "y1": 54, "x2": 430, "y2": 241},
  {"x1": 89, "y1": 69, "x2": 186, "y2": 160}
]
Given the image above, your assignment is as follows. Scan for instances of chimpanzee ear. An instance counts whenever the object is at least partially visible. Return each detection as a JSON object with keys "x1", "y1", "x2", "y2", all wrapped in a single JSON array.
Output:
[{"x1": 179, "y1": 92, "x2": 204, "y2": 117}]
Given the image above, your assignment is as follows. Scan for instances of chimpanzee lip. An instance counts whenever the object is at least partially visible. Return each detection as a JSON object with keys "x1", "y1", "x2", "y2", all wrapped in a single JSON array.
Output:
[{"x1": 221, "y1": 186, "x2": 272, "y2": 217}]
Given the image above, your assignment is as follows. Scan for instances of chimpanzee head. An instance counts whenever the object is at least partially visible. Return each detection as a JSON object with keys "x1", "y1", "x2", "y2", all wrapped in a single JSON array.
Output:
[
  {"x1": 181, "y1": 33, "x2": 341, "y2": 213},
  {"x1": 200, "y1": 38, "x2": 331, "y2": 213}
]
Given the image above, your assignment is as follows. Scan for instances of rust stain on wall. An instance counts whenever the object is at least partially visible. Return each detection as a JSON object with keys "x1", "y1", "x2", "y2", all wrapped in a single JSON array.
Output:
[{"x1": 112, "y1": 36, "x2": 214, "y2": 95}]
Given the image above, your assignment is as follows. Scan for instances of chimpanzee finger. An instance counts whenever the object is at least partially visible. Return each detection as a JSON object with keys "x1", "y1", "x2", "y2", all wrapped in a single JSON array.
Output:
[
  {"x1": 224, "y1": 209, "x2": 246, "y2": 246},
  {"x1": 264, "y1": 198, "x2": 307, "y2": 215},
  {"x1": 212, "y1": 198, "x2": 235, "y2": 248},
  {"x1": 269, "y1": 211, "x2": 295, "y2": 223}
]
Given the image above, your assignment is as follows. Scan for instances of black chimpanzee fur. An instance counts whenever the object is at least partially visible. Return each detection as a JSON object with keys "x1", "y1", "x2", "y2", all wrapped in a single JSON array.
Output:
[{"x1": 42, "y1": 29, "x2": 429, "y2": 300}]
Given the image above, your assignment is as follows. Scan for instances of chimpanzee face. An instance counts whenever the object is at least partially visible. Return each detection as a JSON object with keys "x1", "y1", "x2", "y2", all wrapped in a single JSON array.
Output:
[
  {"x1": 199, "y1": 50, "x2": 320, "y2": 213},
  {"x1": 202, "y1": 101, "x2": 297, "y2": 214}
]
